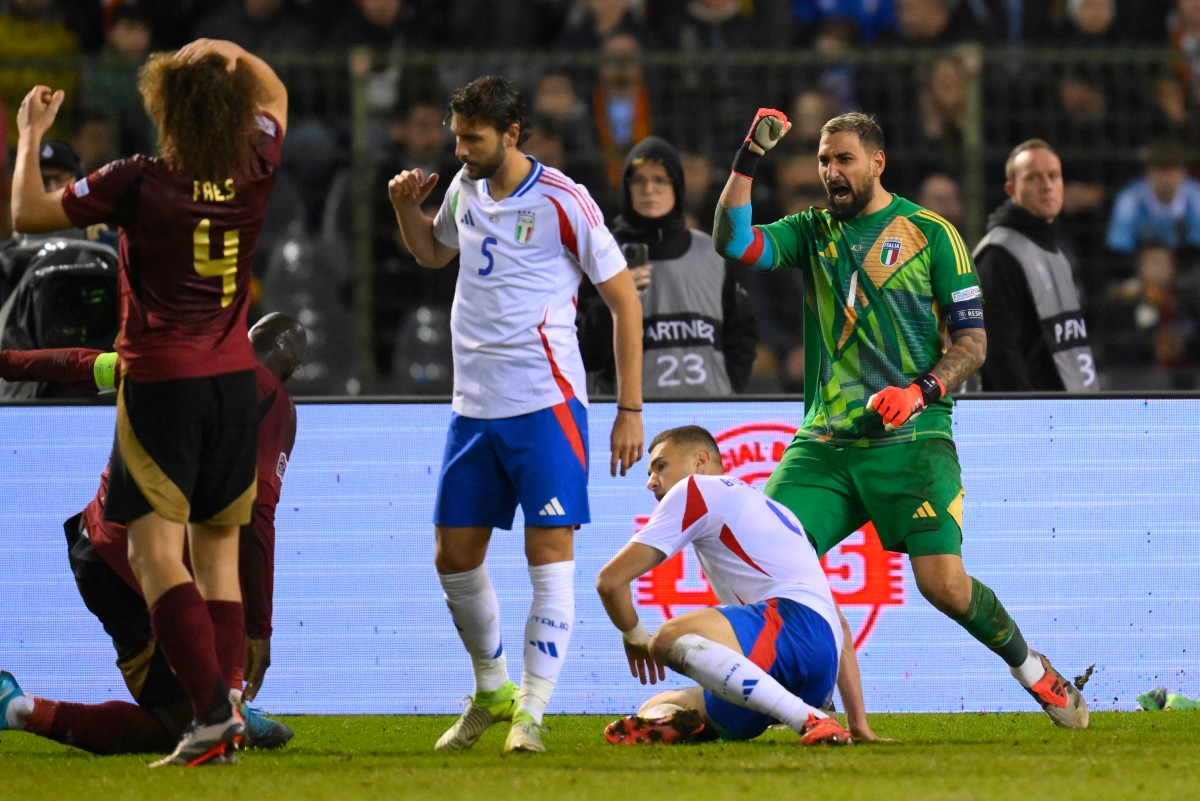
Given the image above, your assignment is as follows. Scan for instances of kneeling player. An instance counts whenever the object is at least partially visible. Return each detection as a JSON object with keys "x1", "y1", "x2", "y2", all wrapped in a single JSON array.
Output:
[
  {"x1": 596, "y1": 425, "x2": 851, "y2": 746},
  {"x1": 0, "y1": 314, "x2": 305, "y2": 757}
]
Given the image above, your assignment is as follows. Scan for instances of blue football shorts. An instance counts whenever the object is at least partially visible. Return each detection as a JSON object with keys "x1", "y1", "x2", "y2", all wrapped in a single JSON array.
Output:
[
  {"x1": 703, "y1": 597, "x2": 840, "y2": 740},
  {"x1": 433, "y1": 398, "x2": 590, "y2": 529}
]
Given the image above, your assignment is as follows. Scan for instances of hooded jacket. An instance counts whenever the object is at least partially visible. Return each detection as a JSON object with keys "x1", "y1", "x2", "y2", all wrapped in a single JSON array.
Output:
[{"x1": 578, "y1": 136, "x2": 758, "y2": 396}]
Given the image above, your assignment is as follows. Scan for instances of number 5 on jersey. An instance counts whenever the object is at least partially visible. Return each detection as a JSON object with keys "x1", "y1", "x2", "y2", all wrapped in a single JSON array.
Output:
[
  {"x1": 479, "y1": 236, "x2": 498, "y2": 276},
  {"x1": 193, "y1": 218, "x2": 239, "y2": 307}
]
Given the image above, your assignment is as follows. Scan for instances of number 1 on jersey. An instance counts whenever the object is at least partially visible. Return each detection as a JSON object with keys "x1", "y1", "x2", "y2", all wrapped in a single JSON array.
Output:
[{"x1": 193, "y1": 219, "x2": 239, "y2": 307}]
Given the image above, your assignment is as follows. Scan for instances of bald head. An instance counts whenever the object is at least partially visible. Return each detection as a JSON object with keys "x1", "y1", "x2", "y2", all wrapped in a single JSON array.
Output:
[{"x1": 249, "y1": 312, "x2": 307, "y2": 381}]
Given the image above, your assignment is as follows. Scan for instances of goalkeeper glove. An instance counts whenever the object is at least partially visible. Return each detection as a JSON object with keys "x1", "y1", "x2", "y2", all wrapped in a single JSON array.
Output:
[
  {"x1": 732, "y1": 108, "x2": 790, "y2": 178},
  {"x1": 866, "y1": 373, "x2": 945, "y2": 431}
]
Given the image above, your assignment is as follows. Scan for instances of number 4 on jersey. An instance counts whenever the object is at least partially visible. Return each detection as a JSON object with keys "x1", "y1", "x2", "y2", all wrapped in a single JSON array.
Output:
[{"x1": 193, "y1": 218, "x2": 239, "y2": 307}]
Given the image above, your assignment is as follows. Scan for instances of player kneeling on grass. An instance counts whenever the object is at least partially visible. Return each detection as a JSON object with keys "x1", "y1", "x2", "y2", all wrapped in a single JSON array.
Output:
[
  {"x1": 596, "y1": 425, "x2": 851, "y2": 746},
  {"x1": 0, "y1": 313, "x2": 305, "y2": 758}
]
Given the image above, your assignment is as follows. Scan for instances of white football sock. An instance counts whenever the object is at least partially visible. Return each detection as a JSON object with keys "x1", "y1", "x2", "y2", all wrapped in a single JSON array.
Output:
[
  {"x1": 438, "y1": 565, "x2": 510, "y2": 694},
  {"x1": 667, "y1": 633, "x2": 824, "y2": 734},
  {"x1": 1010, "y1": 651, "x2": 1045, "y2": 688},
  {"x1": 4, "y1": 694, "x2": 33, "y2": 729},
  {"x1": 519, "y1": 560, "x2": 575, "y2": 724}
]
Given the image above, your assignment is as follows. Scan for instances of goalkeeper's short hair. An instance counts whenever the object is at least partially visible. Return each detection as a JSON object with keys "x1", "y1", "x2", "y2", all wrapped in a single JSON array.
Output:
[{"x1": 821, "y1": 112, "x2": 885, "y2": 153}]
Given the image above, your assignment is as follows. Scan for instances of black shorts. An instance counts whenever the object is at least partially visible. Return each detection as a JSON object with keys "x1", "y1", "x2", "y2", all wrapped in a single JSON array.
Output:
[
  {"x1": 106, "y1": 370, "x2": 258, "y2": 526},
  {"x1": 63, "y1": 512, "x2": 190, "y2": 733}
]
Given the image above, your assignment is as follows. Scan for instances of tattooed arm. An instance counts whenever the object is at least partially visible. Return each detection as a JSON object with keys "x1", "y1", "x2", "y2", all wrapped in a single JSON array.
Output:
[{"x1": 930, "y1": 328, "x2": 987, "y2": 389}]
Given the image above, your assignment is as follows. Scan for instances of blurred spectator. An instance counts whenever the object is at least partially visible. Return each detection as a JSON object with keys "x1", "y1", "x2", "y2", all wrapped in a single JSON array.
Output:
[
  {"x1": 532, "y1": 72, "x2": 611, "y2": 209},
  {"x1": 916, "y1": 171, "x2": 966, "y2": 230},
  {"x1": 192, "y1": 0, "x2": 316, "y2": 52},
  {"x1": 1105, "y1": 140, "x2": 1200, "y2": 258},
  {"x1": 1103, "y1": 244, "x2": 1200, "y2": 387},
  {"x1": 779, "y1": 88, "x2": 839, "y2": 157},
  {"x1": 577, "y1": 135, "x2": 758, "y2": 397},
  {"x1": 790, "y1": 0, "x2": 896, "y2": 43},
  {"x1": 894, "y1": 54, "x2": 970, "y2": 194},
  {"x1": 525, "y1": 116, "x2": 566, "y2": 170},
  {"x1": 79, "y1": 2, "x2": 156, "y2": 159},
  {"x1": 678, "y1": 149, "x2": 721, "y2": 229},
  {"x1": 69, "y1": 112, "x2": 117, "y2": 172},
  {"x1": 768, "y1": 151, "x2": 822, "y2": 219},
  {"x1": 804, "y1": 17, "x2": 863, "y2": 111},
  {"x1": 1, "y1": 138, "x2": 116, "y2": 306},
  {"x1": 870, "y1": 0, "x2": 982, "y2": 141},
  {"x1": 371, "y1": 98, "x2": 458, "y2": 376},
  {"x1": 592, "y1": 32, "x2": 653, "y2": 193},
  {"x1": 444, "y1": 0, "x2": 553, "y2": 49},
  {"x1": 882, "y1": 0, "x2": 983, "y2": 46},
  {"x1": 0, "y1": 0, "x2": 81, "y2": 148},
  {"x1": 1168, "y1": 0, "x2": 1200, "y2": 109},
  {"x1": 973, "y1": 139, "x2": 1100, "y2": 392},
  {"x1": 557, "y1": 0, "x2": 654, "y2": 50},
  {"x1": 657, "y1": 0, "x2": 793, "y2": 150},
  {"x1": 331, "y1": 0, "x2": 437, "y2": 48}
]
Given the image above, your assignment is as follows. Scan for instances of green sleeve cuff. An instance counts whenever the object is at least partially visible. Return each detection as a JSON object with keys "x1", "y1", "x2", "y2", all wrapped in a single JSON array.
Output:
[{"x1": 93, "y1": 352, "x2": 118, "y2": 391}]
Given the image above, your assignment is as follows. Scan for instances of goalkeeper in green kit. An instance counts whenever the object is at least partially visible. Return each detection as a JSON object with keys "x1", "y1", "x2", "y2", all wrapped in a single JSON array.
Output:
[{"x1": 713, "y1": 108, "x2": 1089, "y2": 728}]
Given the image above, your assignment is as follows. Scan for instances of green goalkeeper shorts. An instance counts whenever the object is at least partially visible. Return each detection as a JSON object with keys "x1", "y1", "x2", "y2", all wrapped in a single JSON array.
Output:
[{"x1": 764, "y1": 436, "x2": 965, "y2": 558}]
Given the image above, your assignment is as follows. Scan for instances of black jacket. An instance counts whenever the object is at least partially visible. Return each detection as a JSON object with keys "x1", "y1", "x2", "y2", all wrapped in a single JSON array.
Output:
[{"x1": 974, "y1": 200, "x2": 1070, "y2": 391}]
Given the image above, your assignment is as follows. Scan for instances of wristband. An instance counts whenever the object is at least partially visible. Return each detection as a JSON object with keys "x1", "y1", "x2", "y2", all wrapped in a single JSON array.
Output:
[
  {"x1": 617, "y1": 405, "x2": 642, "y2": 413},
  {"x1": 731, "y1": 144, "x2": 762, "y2": 178},
  {"x1": 912, "y1": 372, "x2": 945, "y2": 406},
  {"x1": 621, "y1": 621, "x2": 650, "y2": 647},
  {"x1": 93, "y1": 352, "x2": 119, "y2": 391}
]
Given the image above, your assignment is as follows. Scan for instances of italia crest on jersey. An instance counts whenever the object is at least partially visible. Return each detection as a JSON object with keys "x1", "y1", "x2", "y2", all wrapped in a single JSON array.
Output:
[
  {"x1": 515, "y1": 211, "x2": 536, "y2": 243},
  {"x1": 880, "y1": 238, "x2": 902, "y2": 266}
]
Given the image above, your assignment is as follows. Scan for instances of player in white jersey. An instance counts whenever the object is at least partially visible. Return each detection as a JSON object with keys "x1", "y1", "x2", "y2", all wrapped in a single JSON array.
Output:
[
  {"x1": 388, "y1": 75, "x2": 644, "y2": 755},
  {"x1": 596, "y1": 425, "x2": 853, "y2": 746}
]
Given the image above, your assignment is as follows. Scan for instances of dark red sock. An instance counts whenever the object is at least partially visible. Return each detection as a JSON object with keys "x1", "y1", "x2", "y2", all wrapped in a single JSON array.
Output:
[
  {"x1": 28, "y1": 698, "x2": 176, "y2": 754},
  {"x1": 150, "y1": 583, "x2": 226, "y2": 721},
  {"x1": 207, "y1": 600, "x2": 246, "y2": 691}
]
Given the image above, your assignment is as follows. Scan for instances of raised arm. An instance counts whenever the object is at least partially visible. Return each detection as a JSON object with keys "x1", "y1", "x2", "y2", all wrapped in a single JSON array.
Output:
[
  {"x1": 12, "y1": 86, "x2": 72, "y2": 233},
  {"x1": 713, "y1": 109, "x2": 791, "y2": 271},
  {"x1": 177, "y1": 39, "x2": 288, "y2": 133},
  {"x1": 388, "y1": 169, "x2": 458, "y2": 268}
]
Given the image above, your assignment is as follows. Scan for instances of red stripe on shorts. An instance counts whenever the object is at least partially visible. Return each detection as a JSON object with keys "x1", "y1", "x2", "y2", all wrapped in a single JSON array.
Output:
[{"x1": 746, "y1": 598, "x2": 784, "y2": 672}]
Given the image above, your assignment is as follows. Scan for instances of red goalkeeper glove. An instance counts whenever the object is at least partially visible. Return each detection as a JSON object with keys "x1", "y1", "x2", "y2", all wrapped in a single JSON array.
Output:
[
  {"x1": 866, "y1": 373, "x2": 945, "y2": 431},
  {"x1": 744, "y1": 108, "x2": 791, "y2": 155},
  {"x1": 732, "y1": 108, "x2": 791, "y2": 178}
]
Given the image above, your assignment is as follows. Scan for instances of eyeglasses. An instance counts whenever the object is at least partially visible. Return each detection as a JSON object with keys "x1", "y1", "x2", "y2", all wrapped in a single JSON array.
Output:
[{"x1": 628, "y1": 174, "x2": 672, "y2": 189}]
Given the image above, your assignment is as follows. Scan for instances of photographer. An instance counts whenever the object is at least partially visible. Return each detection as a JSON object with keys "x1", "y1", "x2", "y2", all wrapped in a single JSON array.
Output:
[{"x1": 579, "y1": 136, "x2": 758, "y2": 397}]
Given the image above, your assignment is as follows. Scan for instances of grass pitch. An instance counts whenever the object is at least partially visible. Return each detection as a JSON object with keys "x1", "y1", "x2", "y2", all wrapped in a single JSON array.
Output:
[{"x1": 3, "y1": 712, "x2": 1197, "y2": 801}]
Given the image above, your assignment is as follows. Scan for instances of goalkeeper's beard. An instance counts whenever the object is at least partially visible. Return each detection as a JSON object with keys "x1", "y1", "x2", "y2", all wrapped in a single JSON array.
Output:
[{"x1": 825, "y1": 175, "x2": 875, "y2": 221}]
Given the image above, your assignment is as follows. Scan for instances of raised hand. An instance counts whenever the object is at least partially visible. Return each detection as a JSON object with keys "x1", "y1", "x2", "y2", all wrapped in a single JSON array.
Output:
[
  {"x1": 17, "y1": 86, "x2": 65, "y2": 142},
  {"x1": 388, "y1": 169, "x2": 440, "y2": 212},
  {"x1": 743, "y1": 108, "x2": 791, "y2": 156}
]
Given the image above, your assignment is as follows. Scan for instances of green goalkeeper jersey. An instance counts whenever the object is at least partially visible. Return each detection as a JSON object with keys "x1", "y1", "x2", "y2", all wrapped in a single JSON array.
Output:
[{"x1": 757, "y1": 193, "x2": 980, "y2": 447}]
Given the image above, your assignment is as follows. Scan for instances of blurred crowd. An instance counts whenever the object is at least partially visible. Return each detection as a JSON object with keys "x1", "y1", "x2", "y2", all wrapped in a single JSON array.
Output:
[{"x1": 5, "y1": 0, "x2": 1200, "y2": 394}]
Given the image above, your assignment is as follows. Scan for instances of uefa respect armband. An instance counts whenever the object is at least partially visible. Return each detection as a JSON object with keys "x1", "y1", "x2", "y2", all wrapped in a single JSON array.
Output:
[{"x1": 943, "y1": 297, "x2": 984, "y2": 333}]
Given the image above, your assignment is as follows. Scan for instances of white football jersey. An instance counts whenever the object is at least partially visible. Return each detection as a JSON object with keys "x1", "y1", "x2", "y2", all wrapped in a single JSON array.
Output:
[
  {"x1": 432, "y1": 157, "x2": 626, "y2": 418},
  {"x1": 633, "y1": 474, "x2": 842, "y2": 648}
]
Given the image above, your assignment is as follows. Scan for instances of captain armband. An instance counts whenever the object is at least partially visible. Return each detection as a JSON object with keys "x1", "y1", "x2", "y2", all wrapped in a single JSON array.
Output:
[
  {"x1": 93, "y1": 352, "x2": 119, "y2": 391},
  {"x1": 943, "y1": 297, "x2": 984, "y2": 333}
]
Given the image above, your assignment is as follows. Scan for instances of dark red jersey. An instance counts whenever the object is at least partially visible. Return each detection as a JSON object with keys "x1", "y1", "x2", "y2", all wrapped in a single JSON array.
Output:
[{"x1": 60, "y1": 113, "x2": 284, "y2": 382}]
